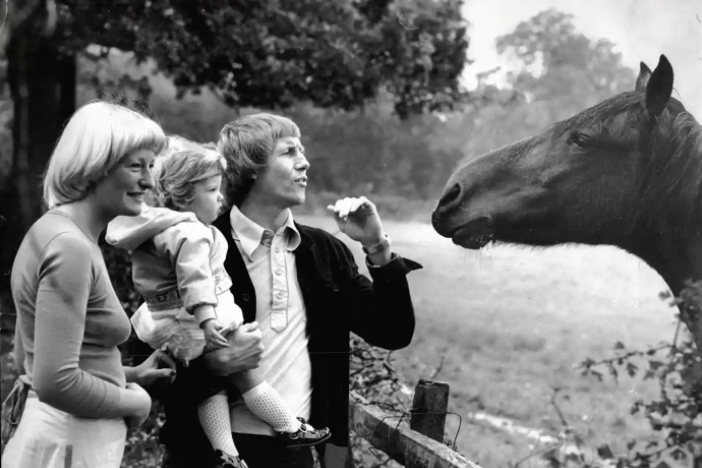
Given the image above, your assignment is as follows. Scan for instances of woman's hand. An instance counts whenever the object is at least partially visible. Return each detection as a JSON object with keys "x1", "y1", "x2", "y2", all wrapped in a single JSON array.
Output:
[
  {"x1": 124, "y1": 382, "x2": 152, "y2": 428},
  {"x1": 130, "y1": 350, "x2": 177, "y2": 387}
]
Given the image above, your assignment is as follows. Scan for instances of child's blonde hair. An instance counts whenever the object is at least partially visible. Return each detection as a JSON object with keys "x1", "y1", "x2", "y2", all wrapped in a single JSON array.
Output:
[{"x1": 153, "y1": 137, "x2": 227, "y2": 210}]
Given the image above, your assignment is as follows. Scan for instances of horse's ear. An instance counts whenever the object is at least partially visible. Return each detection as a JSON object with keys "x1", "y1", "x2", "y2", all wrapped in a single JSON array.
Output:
[
  {"x1": 635, "y1": 62, "x2": 651, "y2": 91},
  {"x1": 645, "y1": 54, "x2": 674, "y2": 118}
]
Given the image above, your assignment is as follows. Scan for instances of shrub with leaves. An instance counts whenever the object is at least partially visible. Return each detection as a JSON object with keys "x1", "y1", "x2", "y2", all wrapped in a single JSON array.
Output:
[
  {"x1": 348, "y1": 334, "x2": 413, "y2": 468},
  {"x1": 120, "y1": 400, "x2": 168, "y2": 468},
  {"x1": 574, "y1": 282, "x2": 702, "y2": 467}
]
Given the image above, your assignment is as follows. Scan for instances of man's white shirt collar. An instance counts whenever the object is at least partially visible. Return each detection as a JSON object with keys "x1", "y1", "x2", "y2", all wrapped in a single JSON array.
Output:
[{"x1": 229, "y1": 206, "x2": 301, "y2": 261}]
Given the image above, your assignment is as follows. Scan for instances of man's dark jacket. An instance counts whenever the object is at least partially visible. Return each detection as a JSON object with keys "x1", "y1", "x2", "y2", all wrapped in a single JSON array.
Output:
[{"x1": 159, "y1": 208, "x2": 422, "y2": 466}]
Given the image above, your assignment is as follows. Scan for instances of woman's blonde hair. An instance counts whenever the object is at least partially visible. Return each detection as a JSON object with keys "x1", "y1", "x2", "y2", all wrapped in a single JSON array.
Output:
[
  {"x1": 43, "y1": 101, "x2": 167, "y2": 209},
  {"x1": 153, "y1": 138, "x2": 227, "y2": 210}
]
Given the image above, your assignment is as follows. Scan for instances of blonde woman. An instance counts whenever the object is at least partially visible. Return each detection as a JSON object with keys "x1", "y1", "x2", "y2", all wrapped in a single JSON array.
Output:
[{"x1": 2, "y1": 101, "x2": 177, "y2": 468}]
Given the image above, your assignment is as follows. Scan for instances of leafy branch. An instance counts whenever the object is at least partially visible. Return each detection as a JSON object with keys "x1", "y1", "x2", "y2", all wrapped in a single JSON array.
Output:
[{"x1": 571, "y1": 282, "x2": 702, "y2": 467}]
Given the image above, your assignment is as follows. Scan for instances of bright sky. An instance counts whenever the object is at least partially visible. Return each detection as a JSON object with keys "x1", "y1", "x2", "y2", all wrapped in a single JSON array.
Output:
[{"x1": 461, "y1": 0, "x2": 702, "y2": 118}]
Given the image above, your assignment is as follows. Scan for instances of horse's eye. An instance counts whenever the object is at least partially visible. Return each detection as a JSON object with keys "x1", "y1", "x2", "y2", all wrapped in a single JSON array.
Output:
[{"x1": 570, "y1": 133, "x2": 591, "y2": 149}]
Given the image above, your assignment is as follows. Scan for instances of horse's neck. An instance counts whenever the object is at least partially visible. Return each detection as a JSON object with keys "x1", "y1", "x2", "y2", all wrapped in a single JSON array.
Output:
[
  {"x1": 627, "y1": 231, "x2": 702, "y2": 296},
  {"x1": 634, "y1": 115, "x2": 702, "y2": 294},
  {"x1": 634, "y1": 225, "x2": 702, "y2": 355}
]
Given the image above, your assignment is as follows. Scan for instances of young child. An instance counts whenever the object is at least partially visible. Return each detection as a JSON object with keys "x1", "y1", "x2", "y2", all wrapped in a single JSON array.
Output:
[{"x1": 106, "y1": 141, "x2": 330, "y2": 468}]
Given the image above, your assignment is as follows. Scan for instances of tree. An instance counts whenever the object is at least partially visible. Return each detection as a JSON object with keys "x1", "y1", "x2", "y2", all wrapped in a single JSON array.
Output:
[
  {"x1": 454, "y1": 8, "x2": 636, "y2": 162},
  {"x1": 3, "y1": 0, "x2": 76, "y2": 291},
  {"x1": 1, "y1": 0, "x2": 468, "y2": 283},
  {"x1": 495, "y1": 8, "x2": 635, "y2": 114},
  {"x1": 373, "y1": 0, "x2": 471, "y2": 119},
  {"x1": 55, "y1": 0, "x2": 468, "y2": 115}
]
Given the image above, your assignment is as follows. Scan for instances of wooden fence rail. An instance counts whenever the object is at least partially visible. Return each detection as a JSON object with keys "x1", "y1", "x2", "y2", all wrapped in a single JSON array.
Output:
[{"x1": 349, "y1": 379, "x2": 483, "y2": 468}]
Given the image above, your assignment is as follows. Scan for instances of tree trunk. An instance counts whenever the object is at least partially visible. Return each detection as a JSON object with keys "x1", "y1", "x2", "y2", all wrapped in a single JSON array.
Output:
[{"x1": 1, "y1": 5, "x2": 75, "y2": 306}]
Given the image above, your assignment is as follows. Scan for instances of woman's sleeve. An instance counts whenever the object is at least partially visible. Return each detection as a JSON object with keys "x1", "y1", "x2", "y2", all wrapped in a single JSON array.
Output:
[
  {"x1": 13, "y1": 321, "x2": 25, "y2": 375},
  {"x1": 31, "y1": 233, "x2": 130, "y2": 419}
]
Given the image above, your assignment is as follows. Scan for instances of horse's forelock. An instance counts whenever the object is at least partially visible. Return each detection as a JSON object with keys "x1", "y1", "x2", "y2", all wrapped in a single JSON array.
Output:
[{"x1": 547, "y1": 92, "x2": 642, "y2": 139}]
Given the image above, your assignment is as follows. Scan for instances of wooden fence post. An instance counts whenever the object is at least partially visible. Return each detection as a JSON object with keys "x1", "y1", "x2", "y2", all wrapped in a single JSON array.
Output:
[
  {"x1": 349, "y1": 394, "x2": 480, "y2": 468},
  {"x1": 410, "y1": 379, "x2": 450, "y2": 443}
]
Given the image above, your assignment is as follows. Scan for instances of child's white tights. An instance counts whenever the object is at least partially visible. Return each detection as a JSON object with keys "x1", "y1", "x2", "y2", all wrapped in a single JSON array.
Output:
[
  {"x1": 197, "y1": 382, "x2": 306, "y2": 456},
  {"x1": 198, "y1": 392, "x2": 238, "y2": 456}
]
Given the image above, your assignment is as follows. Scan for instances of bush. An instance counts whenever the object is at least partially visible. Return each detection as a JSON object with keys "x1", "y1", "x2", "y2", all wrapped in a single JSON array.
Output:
[
  {"x1": 541, "y1": 283, "x2": 702, "y2": 468},
  {"x1": 347, "y1": 334, "x2": 413, "y2": 468},
  {"x1": 121, "y1": 401, "x2": 167, "y2": 468},
  {"x1": 77, "y1": 52, "x2": 467, "y2": 208}
]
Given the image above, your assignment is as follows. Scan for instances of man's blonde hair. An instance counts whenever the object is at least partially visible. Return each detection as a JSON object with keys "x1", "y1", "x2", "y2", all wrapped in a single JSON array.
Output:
[
  {"x1": 153, "y1": 138, "x2": 227, "y2": 210},
  {"x1": 217, "y1": 113, "x2": 300, "y2": 206},
  {"x1": 43, "y1": 101, "x2": 167, "y2": 209}
]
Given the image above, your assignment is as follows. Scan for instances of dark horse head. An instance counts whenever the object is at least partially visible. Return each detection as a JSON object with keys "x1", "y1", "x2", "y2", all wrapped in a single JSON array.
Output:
[{"x1": 432, "y1": 55, "x2": 702, "y2": 349}]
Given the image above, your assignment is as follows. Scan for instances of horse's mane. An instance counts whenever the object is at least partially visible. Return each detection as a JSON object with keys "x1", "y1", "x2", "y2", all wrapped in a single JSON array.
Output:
[
  {"x1": 547, "y1": 90, "x2": 702, "y2": 230},
  {"x1": 639, "y1": 95, "x2": 702, "y2": 229}
]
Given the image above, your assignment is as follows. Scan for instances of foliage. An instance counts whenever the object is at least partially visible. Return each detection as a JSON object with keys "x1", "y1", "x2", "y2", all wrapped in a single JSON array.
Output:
[
  {"x1": 445, "y1": 8, "x2": 637, "y2": 164},
  {"x1": 374, "y1": 0, "x2": 471, "y2": 118},
  {"x1": 74, "y1": 51, "x2": 466, "y2": 204},
  {"x1": 496, "y1": 8, "x2": 635, "y2": 112},
  {"x1": 0, "y1": 14, "x2": 15, "y2": 404},
  {"x1": 348, "y1": 335, "x2": 415, "y2": 468},
  {"x1": 53, "y1": 0, "x2": 469, "y2": 119},
  {"x1": 120, "y1": 401, "x2": 167, "y2": 468},
  {"x1": 537, "y1": 283, "x2": 702, "y2": 468},
  {"x1": 296, "y1": 104, "x2": 463, "y2": 200},
  {"x1": 0, "y1": 55, "x2": 11, "y2": 185}
]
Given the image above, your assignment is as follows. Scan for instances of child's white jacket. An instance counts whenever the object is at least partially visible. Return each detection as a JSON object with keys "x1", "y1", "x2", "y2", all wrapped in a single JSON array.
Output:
[{"x1": 105, "y1": 205, "x2": 234, "y2": 326}]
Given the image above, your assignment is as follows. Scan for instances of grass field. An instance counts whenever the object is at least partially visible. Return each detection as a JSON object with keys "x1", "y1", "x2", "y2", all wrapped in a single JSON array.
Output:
[{"x1": 296, "y1": 213, "x2": 678, "y2": 468}]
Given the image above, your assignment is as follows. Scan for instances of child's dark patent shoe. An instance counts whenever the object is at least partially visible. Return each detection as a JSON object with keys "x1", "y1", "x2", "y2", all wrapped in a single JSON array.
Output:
[
  {"x1": 277, "y1": 417, "x2": 332, "y2": 449},
  {"x1": 214, "y1": 449, "x2": 249, "y2": 468}
]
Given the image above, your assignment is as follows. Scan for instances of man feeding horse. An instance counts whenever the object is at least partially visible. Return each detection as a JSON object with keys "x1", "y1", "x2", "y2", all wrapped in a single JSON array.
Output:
[
  {"x1": 157, "y1": 113, "x2": 422, "y2": 468},
  {"x1": 432, "y1": 54, "x2": 702, "y2": 356}
]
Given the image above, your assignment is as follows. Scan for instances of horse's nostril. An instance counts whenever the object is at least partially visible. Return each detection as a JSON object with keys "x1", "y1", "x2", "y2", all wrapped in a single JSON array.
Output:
[{"x1": 437, "y1": 183, "x2": 462, "y2": 211}]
